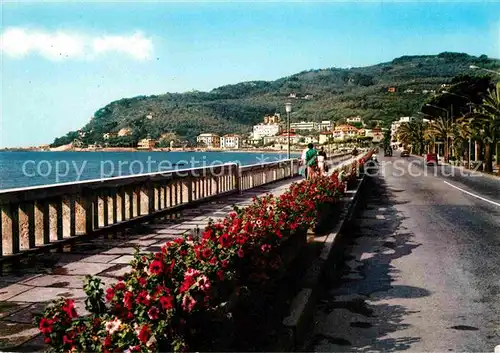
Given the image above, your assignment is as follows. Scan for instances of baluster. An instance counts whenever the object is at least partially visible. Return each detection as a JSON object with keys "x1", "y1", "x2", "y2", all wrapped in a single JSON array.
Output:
[
  {"x1": 111, "y1": 190, "x2": 117, "y2": 224},
  {"x1": 102, "y1": 191, "x2": 109, "y2": 227},
  {"x1": 62, "y1": 197, "x2": 71, "y2": 238},
  {"x1": 19, "y1": 203, "x2": 33, "y2": 250}
]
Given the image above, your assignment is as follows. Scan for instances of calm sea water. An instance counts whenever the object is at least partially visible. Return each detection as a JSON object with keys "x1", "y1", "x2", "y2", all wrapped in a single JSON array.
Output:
[{"x1": 0, "y1": 151, "x2": 299, "y2": 190}]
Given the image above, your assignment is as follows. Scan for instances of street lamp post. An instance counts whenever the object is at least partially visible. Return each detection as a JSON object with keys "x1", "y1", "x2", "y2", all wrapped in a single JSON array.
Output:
[{"x1": 285, "y1": 102, "x2": 292, "y2": 159}]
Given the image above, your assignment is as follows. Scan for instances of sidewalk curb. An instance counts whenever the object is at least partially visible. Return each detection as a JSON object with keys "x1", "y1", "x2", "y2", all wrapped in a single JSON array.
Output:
[
  {"x1": 275, "y1": 174, "x2": 368, "y2": 351},
  {"x1": 410, "y1": 154, "x2": 500, "y2": 180}
]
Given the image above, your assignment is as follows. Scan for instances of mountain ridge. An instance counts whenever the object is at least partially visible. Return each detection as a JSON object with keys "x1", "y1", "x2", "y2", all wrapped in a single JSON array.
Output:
[{"x1": 51, "y1": 52, "x2": 500, "y2": 147}]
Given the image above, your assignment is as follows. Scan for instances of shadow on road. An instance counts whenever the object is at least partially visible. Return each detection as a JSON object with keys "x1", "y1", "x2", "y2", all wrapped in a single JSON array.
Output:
[{"x1": 306, "y1": 174, "x2": 428, "y2": 352}]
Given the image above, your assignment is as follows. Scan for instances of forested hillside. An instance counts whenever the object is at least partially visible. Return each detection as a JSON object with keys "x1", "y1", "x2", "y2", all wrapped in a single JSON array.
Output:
[{"x1": 52, "y1": 52, "x2": 500, "y2": 147}]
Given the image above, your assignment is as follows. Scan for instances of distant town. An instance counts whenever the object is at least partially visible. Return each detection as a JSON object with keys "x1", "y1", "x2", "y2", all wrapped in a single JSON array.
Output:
[{"x1": 5, "y1": 113, "x2": 422, "y2": 153}]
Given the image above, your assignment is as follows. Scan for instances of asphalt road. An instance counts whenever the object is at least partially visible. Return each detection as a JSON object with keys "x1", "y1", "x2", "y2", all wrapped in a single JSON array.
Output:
[{"x1": 306, "y1": 153, "x2": 500, "y2": 352}]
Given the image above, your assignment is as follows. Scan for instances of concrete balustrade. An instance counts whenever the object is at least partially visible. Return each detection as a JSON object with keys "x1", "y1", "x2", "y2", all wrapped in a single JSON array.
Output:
[{"x1": 0, "y1": 152, "x2": 352, "y2": 259}]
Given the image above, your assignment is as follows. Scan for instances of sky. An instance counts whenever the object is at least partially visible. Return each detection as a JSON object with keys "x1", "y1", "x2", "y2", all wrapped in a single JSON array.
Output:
[{"x1": 1, "y1": 1, "x2": 499, "y2": 148}]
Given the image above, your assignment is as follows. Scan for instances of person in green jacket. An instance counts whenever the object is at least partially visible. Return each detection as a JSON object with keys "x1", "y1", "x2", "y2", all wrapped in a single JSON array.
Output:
[{"x1": 305, "y1": 143, "x2": 318, "y2": 179}]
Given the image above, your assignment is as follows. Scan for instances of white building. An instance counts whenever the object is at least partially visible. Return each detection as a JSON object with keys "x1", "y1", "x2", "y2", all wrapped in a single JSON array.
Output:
[
  {"x1": 220, "y1": 134, "x2": 242, "y2": 149},
  {"x1": 346, "y1": 116, "x2": 363, "y2": 124},
  {"x1": 318, "y1": 121, "x2": 333, "y2": 131},
  {"x1": 263, "y1": 133, "x2": 302, "y2": 145},
  {"x1": 304, "y1": 136, "x2": 318, "y2": 144},
  {"x1": 196, "y1": 133, "x2": 220, "y2": 148},
  {"x1": 290, "y1": 121, "x2": 318, "y2": 132},
  {"x1": 253, "y1": 124, "x2": 280, "y2": 139},
  {"x1": 363, "y1": 128, "x2": 384, "y2": 143},
  {"x1": 319, "y1": 131, "x2": 333, "y2": 145}
]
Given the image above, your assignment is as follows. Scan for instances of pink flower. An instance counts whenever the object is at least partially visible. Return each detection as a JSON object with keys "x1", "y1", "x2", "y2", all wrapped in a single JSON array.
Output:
[
  {"x1": 105, "y1": 318, "x2": 122, "y2": 335},
  {"x1": 147, "y1": 306, "x2": 160, "y2": 320},
  {"x1": 197, "y1": 275, "x2": 211, "y2": 291},
  {"x1": 182, "y1": 295, "x2": 197, "y2": 312},
  {"x1": 185, "y1": 268, "x2": 200, "y2": 278}
]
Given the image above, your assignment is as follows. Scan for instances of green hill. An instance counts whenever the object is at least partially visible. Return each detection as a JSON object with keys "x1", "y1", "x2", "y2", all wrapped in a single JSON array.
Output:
[{"x1": 52, "y1": 52, "x2": 500, "y2": 147}]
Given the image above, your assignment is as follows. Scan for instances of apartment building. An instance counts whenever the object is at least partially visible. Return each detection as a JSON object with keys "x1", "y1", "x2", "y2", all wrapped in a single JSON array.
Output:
[
  {"x1": 220, "y1": 134, "x2": 242, "y2": 149},
  {"x1": 196, "y1": 133, "x2": 221, "y2": 148}
]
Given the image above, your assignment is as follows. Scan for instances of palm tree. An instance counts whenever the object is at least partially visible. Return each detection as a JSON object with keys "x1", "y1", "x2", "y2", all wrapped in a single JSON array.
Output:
[
  {"x1": 427, "y1": 115, "x2": 454, "y2": 161},
  {"x1": 453, "y1": 116, "x2": 472, "y2": 164},
  {"x1": 397, "y1": 120, "x2": 427, "y2": 155},
  {"x1": 474, "y1": 82, "x2": 500, "y2": 173}
]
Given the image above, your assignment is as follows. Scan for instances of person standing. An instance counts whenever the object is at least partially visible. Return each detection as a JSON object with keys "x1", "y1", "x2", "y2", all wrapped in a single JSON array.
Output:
[
  {"x1": 305, "y1": 143, "x2": 318, "y2": 179},
  {"x1": 301, "y1": 146, "x2": 309, "y2": 178},
  {"x1": 318, "y1": 147, "x2": 327, "y2": 175}
]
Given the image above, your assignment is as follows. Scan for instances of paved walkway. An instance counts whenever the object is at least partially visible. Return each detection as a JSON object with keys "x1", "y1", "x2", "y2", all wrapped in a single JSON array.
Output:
[{"x1": 0, "y1": 177, "x2": 302, "y2": 351}]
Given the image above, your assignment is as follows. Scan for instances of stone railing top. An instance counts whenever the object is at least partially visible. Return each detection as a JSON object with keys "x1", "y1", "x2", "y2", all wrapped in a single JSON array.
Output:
[{"x1": 0, "y1": 163, "x2": 238, "y2": 204}]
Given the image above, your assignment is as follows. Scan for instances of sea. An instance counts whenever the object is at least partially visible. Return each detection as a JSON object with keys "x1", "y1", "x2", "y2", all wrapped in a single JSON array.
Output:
[{"x1": 0, "y1": 151, "x2": 300, "y2": 191}]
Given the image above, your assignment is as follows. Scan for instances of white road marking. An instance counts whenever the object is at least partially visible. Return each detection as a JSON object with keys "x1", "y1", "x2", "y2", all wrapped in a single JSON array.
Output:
[{"x1": 444, "y1": 181, "x2": 500, "y2": 207}]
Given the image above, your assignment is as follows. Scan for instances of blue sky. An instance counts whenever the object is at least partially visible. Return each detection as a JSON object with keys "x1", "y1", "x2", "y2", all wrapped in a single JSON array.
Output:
[{"x1": 1, "y1": 1, "x2": 499, "y2": 148}]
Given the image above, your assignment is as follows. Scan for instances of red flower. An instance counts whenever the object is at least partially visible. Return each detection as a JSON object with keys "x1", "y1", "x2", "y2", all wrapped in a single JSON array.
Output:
[
  {"x1": 159, "y1": 295, "x2": 174, "y2": 310},
  {"x1": 219, "y1": 233, "x2": 232, "y2": 248},
  {"x1": 138, "y1": 277, "x2": 147, "y2": 286},
  {"x1": 137, "y1": 325, "x2": 151, "y2": 344},
  {"x1": 237, "y1": 249, "x2": 244, "y2": 258},
  {"x1": 124, "y1": 291, "x2": 134, "y2": 310},
  {"x1": 39, "y1": 318, "x2": 54, "y2": 334},
  {"x1": 115, "y1": 282, "x2": 126, "y2": 291},
  {"x1": 105, "y1": 287, "x2": 115, "y2": 302},
  {"x1": 216, "y1": 270, "x2": 225, "y2": 280},
  {"x1": 149, "y1": 260, "x2": 164, "y2": 275},
  {"x1": 136, "y1": 291, "x2": 150, "y2": 306},
  {"x1": 44, "y1": 337, "x2": 51, "y2": 344},
  {"x1": 201, "y1": 247, "x2": 212, "y2": 259},
  {"x1": 179, "y1": 276, "x2": 196, "y2": 293},
  {"x1": 148, "y1": 306, "x2": 160, "y2": 320},
  {"x1": 63, "y1": 335, "x2": 73, "y2": 345},
  {"x1": 103, "y1": 335, "x2": 112, "y2": 347},
  {"x1": 221, "y1": 260, "x2": 229, "y2": 268},
  {"x1": 174, "y1": 238, "x2": 184, "y2": 245},
  {"x1": 62, "y1": 299, "x2": 78, "y2": 319}
]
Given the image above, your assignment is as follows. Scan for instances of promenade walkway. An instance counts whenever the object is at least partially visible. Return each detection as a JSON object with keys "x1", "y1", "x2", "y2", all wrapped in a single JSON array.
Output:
[
  {"x1": 0, "y1": 176, "x2": 303, "y2": 351},
  {"x1": 0, "y1": 153, "x2": 359, "y2": 351}
]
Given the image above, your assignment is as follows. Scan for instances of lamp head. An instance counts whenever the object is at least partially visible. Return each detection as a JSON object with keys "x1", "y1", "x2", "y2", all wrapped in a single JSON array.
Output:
[{"x1": 285, "y1": 102, "x2": 292, "y2": 113}]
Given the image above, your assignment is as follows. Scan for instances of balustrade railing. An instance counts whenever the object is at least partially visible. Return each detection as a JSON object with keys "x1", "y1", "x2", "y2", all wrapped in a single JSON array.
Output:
[{"x1": 0, "y1": 152, "x2": 353, "y2": 259}]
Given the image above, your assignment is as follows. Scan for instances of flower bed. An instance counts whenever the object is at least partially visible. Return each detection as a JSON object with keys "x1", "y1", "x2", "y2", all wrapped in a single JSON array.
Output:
[{"x1": 35, "y1": 155, "x2": 369, "y2": 353}]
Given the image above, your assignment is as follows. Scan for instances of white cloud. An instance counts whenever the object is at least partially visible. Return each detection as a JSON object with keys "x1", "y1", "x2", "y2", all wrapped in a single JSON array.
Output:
[{"x1": 0, "y1": 27, "x2": 153, "y2": 61}]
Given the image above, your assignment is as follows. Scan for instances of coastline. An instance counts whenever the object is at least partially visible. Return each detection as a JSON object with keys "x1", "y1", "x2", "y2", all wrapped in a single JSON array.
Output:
[{"x1": 1, "y1": 147, "x2": 305, "y2": 154}]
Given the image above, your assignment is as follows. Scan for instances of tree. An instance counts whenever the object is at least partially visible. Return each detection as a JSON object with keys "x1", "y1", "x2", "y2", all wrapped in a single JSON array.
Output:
[
  {"x1": 452, "y1": 116, "x2": 472, "y2": 162},
  {"x1": 427, "y1": 116, "x2": 453, "y2": 161},
  {"x1": 397, "y1": 119, "x2": 427, "y2": 155},
  {"x1": 474, "y1": 82, "x2": 500, "y2": 172}
]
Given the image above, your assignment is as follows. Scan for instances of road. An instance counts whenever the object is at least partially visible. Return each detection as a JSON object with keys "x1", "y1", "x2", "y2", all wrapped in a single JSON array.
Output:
[{"x1": 306, "y1": 153, "x2": 500, "y2": 352}]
